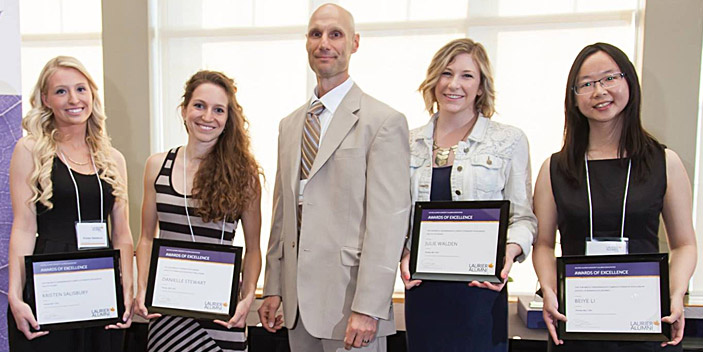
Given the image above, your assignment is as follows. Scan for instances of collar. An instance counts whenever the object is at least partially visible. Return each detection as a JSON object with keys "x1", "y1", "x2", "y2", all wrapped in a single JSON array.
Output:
[
  {"x1": 311, "y1": 77, "x2": 354, "y2": 114},
  {"x1": 416, "y1": 112, "x2": 490, "y2": 143}
]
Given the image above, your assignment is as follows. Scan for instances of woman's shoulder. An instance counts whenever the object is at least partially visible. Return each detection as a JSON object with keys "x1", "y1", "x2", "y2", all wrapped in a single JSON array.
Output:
[{"x1": 484, "y1": 118, "x2": 527, "y2": 142}]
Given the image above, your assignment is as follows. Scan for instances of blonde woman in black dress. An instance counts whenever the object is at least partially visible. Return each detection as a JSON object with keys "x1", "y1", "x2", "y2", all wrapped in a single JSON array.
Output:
[{"x1": 8, "y1": 56, "x2": 133, "y2": 351}]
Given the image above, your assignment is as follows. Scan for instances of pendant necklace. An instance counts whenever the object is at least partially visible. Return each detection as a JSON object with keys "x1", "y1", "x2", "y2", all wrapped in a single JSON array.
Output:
[{"x1": 432, "y1": 117, "x2": 476, "y2": 167}]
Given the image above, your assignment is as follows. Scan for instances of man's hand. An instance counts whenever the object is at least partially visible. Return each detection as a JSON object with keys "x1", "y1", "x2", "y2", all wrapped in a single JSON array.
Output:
[
  {"x1": 344, "y1": 312, "x2": 378, "y2": 350},
  {"x1": 257, "y1": 296, "x2": 284, "y2": 333}
]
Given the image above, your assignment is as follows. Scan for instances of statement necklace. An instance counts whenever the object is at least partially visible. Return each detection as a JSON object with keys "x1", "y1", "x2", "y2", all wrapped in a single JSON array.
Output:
[{"x1": 432, "y1": 117, "x2": 476, "y2": 167}]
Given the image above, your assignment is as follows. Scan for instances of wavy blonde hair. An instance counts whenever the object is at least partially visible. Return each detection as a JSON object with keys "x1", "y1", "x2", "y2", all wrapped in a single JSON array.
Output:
[
  {"x1": 23, "y1": 56, "x2": 126, "y2": 209},
  {"x1": 419, "y1": 38, "x2": 496, "y2": 117}
]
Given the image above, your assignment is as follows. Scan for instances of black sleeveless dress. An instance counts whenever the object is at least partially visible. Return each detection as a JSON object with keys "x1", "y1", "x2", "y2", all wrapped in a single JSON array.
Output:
[
  {"x1": 549, "y1": 149, "x2": 682, "y2": 352},
  {"x1": 405, "y1": 166, "x2": 508, "y2": 352},
  {"x1": 8, "y1": 157, "x2": 123, "y2": 351}
]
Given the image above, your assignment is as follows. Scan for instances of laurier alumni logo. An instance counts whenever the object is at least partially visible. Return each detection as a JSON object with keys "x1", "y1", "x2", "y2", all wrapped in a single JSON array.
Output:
[
  {"x1": 91, "y1": 307, "x2": 115, "y2": 318},
  {"x1": 630, "y1": 320, "x2": 658, "y2": 331}
]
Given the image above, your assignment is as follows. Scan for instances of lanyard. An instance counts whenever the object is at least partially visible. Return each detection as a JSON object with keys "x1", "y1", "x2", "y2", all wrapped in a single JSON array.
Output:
[
  {"x1": 584, "y1": 154, "x2": 631, "y2": 241},
  {"x1": 59, "y1": 150, "x2": 103, "y2": 223},
  {"x1": 183, "y1": 147, "x2": 227, "y2": 244}
]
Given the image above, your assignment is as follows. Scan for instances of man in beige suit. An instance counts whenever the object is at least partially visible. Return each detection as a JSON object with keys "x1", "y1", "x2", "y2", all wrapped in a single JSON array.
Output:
[{"x1": 257, "y1": 3, "x2": 410, "y2": 352}]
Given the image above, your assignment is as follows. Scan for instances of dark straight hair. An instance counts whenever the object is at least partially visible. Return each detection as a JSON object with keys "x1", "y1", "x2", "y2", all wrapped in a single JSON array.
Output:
[{"x1": 558, "y1": 42, "x2": 663, "y2": 185}]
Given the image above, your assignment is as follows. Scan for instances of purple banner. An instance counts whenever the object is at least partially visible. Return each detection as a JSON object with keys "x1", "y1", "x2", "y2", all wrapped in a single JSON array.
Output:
[
  {"x1": 33, "y1": 257, "x2": 114, "y2": 275},
  {"x1": 421, "y1": 208, "x2": 500, "y2": 222},
  {"x1": 566, "y1": 261, "x2": 659, "y2": 278},
  {"x1": 159, "y1": 246, "x2": 235, "y2": 264}
]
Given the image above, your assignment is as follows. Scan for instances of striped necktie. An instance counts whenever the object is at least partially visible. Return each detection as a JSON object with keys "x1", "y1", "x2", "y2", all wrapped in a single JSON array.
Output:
[{"x1": 300, "y1": 100, "x2": 324, "y2": 179}]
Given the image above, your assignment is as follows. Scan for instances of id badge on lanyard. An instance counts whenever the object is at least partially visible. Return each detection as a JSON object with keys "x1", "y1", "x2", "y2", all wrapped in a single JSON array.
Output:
[
  {"x1": 60, "y1": 150, "x2": 110, "y2": 250},
  {"x1": 76, "y1": 221, "x2": 109, "y2": 249},
  {"x1": 585, "y1": 237, "x2": 629, "y2": 255},
  {"x1": 584, "y1": 155, "x2": 631, "y2": 256}
]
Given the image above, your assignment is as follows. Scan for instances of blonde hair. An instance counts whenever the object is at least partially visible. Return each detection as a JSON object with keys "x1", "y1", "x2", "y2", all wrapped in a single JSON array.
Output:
[
  {"x1": 418, "y1": 38, "x2": 496, "y2": 117},
  {"x1": 23, "y1": 56, "x2": 126, "y2": 209}
]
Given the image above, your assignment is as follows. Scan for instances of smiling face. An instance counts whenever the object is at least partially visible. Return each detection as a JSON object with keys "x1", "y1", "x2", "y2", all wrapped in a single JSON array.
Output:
[
  {"x1": 306, "y1": 4, "x2": 359, "y2": 87},
  {"x1": 574, "y1": 51, "x2": 630, "y2": 126},
  {"x1": 181, "y1": 82, "x2": 229, "y2": 145},
  {"x1": 42, "y1": 67, "x2": 93, "y2": 129},
  {"x1": 434, "y1": 53, "x2": 482, "y2": 118}
]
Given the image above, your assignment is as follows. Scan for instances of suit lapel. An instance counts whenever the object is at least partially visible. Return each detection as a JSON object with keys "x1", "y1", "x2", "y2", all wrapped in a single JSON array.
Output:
[
  {"x1": 307, "y1": 84, "x2": 361, "y2": 180},
  {"x1": 287, "y1": 104, "x2": 308, "y2": 196}
]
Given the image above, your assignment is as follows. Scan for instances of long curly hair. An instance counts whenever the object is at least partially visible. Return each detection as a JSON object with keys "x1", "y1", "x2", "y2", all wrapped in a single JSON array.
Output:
[
  {"x1": 558, "y1": 43, "x2": 662, "y2": 185},
  {"x1": 419, "y1": 38, "x2": 496, "y2": 117},
  {"x1": 181, "y1": 70, "x2": 262, "y2": 222},
  {"x1": 23, "y1": 56, "x2": 126, "y2": 209}
]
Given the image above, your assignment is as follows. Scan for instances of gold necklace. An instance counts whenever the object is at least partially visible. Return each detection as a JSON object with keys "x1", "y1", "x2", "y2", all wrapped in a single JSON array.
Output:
[
  {"x1": 59, "y1": 148, "x2": 90, "y2": 166},
  {"x1": 432, "y1": 143, "x2": 457, "y2": 167},
  {"x1": 432, "y1": 117, "x2": 477, "y2": 167}
]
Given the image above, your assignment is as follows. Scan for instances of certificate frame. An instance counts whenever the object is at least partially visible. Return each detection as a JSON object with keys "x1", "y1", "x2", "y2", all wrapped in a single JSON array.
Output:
[
  {"x1": 24, "y1": 249, "x2": 124, "y2": 330},
  {"x1": 145, "y1": 239, "x2": 243, "y2": 321},
  {"x1": 409, "y1": 201, "x2": 509, "y2": 283},
  {"x1": 557, "y1": 253, "x2": 671, "y2": 341}
]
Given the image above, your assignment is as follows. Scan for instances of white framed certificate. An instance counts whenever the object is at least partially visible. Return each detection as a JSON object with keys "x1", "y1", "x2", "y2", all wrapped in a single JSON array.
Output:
[
  {"x1": 25, "y1": 249, "x2": 125, "y2": 330},
  {"x1": 145, "y1": 239, "x2": 243, "y2": 320},
  {"x1": 409, "y1": 201, "x2": 509, "y2": 283},
  {"x1": 557, "y1": 253, "x2": 671, "y2": 341}
]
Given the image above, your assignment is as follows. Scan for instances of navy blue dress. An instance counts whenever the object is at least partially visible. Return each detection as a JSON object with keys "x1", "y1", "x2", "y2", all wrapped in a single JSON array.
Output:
[{"x1": 405, "y1": 166, "x2": 508, "y2": 352}]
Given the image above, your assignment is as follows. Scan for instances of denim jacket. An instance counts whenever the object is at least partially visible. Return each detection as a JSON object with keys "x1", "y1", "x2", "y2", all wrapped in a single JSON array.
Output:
[{"x1": 408, "y1": 114, "x2": 537, "y2": 262}]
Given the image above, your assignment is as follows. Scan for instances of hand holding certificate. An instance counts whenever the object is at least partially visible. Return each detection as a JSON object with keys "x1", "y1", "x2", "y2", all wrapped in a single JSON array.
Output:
[
  {"x1": 24, "y1": 249, "x2": 125, "y2": 330},
  {"x1": 556, "y1": 253, "x2": 671, "y2": 342},
  {"x1": 409, "y1": 201, "x2": 509, "y2": 283},
  {"x1": 145, "y1": 239, "x2": 243, "y2": 321}
]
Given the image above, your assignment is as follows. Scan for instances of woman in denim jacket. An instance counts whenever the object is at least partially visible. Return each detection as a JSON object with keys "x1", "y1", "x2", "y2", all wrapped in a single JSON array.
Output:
[{"x1": 399, "y1": 38, "x2": 537, "y2": 352}]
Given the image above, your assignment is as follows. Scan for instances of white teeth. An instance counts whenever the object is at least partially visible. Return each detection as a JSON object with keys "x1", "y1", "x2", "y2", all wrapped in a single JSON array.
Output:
[
  {"x1": 197, "y1": 124, "x2": 215, "y2": 130},
  {"x1": 595, "y1": 102, "x2": 610, "y2": 108},
  {"x1": 446, "y1": 94, "x2": 463, "y2": 99},
  {"x1": 67, "y1": 108, "x2": 83, "y2": 113}
]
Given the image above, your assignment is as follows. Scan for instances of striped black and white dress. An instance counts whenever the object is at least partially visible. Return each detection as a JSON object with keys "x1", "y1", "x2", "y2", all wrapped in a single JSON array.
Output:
[{"x1": 148, "y1": 147, "x2": 247, "y2": 352}]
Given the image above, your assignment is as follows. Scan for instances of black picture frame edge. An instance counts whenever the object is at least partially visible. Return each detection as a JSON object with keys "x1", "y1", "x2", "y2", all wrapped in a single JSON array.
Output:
[
  {"x1": 24, "y1": 249, "x2": 125, "y2": 331},
  {"x1": 409, "y1": 200, "x2": 509, "y2": 284},
  {"x1": 145, "y1": 238, "x2": 243, "y2": 321},
  {"x1": 556, "y1": 253, "x2": 671, "y2": 342}
]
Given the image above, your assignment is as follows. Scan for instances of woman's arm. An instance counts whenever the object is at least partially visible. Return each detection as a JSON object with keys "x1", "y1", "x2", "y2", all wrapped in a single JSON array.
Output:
[
  {"x1": 105, "y1": 148, "x2": 135, "y2": 329},
  {"x1": 216, "y1": 180, "x2": 262, "y2": 329},
  {"x1": 134, "y1": 153, "x2": 165, "y2": 319},
  {"x1": 470, "y1": 132, "x2": 537, "y2": 291},
  {"x1": 660, "y1": 149, "x2": 698, "y2": 346},
  {"x1": 532, "y1": 157, "x2": 566, "y2": 344},
  {"x1": 8, "y1": 137, "x2": 49, "y2": 340}
]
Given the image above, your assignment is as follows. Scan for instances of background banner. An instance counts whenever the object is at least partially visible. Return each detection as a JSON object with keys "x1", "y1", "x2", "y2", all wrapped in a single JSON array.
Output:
[{"x1": 0, "y1": 0, "x2": 23, "y2": 349}]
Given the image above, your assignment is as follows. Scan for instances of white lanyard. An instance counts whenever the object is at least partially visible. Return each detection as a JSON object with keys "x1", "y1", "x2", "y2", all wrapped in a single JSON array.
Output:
[
  {"x1": 584, "y1": 155, "x2": 631, "y2": 241},
  {"x1": 183, "y1": 148, "x2": 227, "y2": 244},
  {"x1": 59, "y1": 150, "x2": 103, "y2": 223}
]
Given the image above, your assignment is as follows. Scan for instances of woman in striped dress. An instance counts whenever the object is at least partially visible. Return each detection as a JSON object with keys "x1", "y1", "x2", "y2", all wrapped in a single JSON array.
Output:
[{"x1": 135, "y1": 70, "x2": 263, "y2": 352}]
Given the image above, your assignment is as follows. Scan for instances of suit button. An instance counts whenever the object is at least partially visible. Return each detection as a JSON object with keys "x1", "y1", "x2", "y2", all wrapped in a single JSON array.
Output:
[
  {"x1": 463, "y1": 147, "x2": 469, "y2": 153},
  {"x1": 457, "y1": 166, "x2": 463, "y2": 172},
  {"x1": 292, "y1": 242, "x2": 296, "y2": 248},
  {"x1": 455, "y1": 190, "x2": 461, "y2": 196}
]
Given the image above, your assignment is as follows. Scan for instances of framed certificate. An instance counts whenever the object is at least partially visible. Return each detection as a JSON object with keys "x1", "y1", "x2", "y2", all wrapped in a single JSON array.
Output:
[
  {"x1": 145, "y1": 239, "x2": 243, "y2": 320},
  {"x1": 557, "y1": 253, "x2": 671, "y2": 341},
  {"x1": 24, "y1": 249, "x2": 124, "y2": 330},
  {"x1": 409, "y1": 201, "x2": 509, "y2": 283}
]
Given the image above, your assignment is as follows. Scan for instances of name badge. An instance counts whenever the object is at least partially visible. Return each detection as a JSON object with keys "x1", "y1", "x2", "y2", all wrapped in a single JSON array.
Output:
[
  {"x1": 585, "y1": 237, "x2": 629, "y2": 256},
  {"x1": 75, "y1": 221, "x2": 109, "y2": 250}
]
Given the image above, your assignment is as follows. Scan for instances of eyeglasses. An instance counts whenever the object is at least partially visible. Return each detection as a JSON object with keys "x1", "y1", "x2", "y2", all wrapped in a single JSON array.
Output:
[{"x1": 573, "y1": 72, "x2": 626, "y2": 95}]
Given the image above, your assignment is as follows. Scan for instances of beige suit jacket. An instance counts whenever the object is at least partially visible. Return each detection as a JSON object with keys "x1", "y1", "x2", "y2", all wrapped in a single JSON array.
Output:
[{"x1": 262, "y1": 84, "x2": 411, "y2": 340}]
